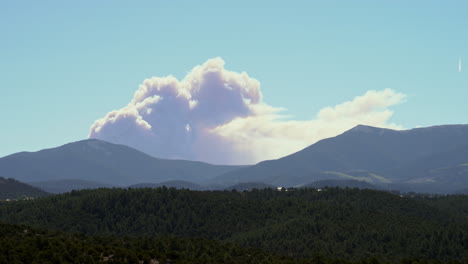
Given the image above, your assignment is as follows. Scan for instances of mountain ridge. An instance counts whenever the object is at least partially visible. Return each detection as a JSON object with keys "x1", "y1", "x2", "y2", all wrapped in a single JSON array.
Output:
[
  {"x1": 0, "y1": 139, "x2": 245, "y2": 186},
  {"x1": 2, "y1": 124, "x2": 468, "y2": 193},
  {"x1": 213, "y1": 124, "x2": 468, "y2": 193},
  {"x1": 0, "y1": 177, "x2": 50, "y2": 199}
]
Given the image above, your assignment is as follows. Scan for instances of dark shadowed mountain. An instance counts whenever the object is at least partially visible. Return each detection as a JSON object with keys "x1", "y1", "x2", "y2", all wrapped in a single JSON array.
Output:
[
  {"x1": 214, "y1": 124, "x2": 468, "y2": 193},
  {"x1": 0, "y1": 177, "x2": 49, "y2": 199},
  {"x1": 387, "y1": 145, "x2": 468, "y2": 180},
  {"x1": 388, "y1": 163, "x2": 468, "y2": 194},
  {"x1": 28, "y1": 179, "x2": 117, "y2": 194},
  {"x1": 0, "y1": 139, "x2": 244, "y2": 186},
  {"x1": 128, "y1": 180, "x2": 203, "y2": 190},
  {"x1": 302, "y1": 179, "x2": 378, "y2": 190},
  {"x1": 224, "y1": 182, "x2": 276, "y2": 191},
  {"x1": 222, "y1": 170, "x2": 392, "y2": 188}
]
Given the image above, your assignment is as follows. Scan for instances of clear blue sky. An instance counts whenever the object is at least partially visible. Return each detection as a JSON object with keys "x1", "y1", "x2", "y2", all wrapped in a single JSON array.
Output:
[{"x1": 1, "y1": 0, "x2": 467, "y2": 157}]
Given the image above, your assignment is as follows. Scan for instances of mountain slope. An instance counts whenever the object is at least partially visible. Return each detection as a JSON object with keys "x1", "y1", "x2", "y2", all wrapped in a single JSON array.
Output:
[
  {"x1": 390, "y1": 163, "x2": 468, "y2": 193},
  {"x1": 0, "y1": 177, "x2": 49, "y2": 199},
  {"x1": 302, "y1": 179, "x2": 378, "y2": 189},
  {"x1": 129, "y1": 180, "x2": 203, "y2": 190},
  {"x1": 28, "y1": 179, "x2": 117, "y2": 193},
  {"x1": 213, "y1": 124, "x2": 468, "y2": 192},
  {"x1": 0, "y1": 139, "x2": 244, "y2": 186},
  {"x1": 388, "y1": 144, "x2": 468, "y2": 179},
  {"x1": 225, "y1": 182, "x2": 276, "y2": 191}
]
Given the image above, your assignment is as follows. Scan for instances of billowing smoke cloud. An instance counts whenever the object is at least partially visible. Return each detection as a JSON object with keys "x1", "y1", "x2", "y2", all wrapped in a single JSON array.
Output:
[{"x1": 89, "y1": 58, "x2": 406, "y2": 164}]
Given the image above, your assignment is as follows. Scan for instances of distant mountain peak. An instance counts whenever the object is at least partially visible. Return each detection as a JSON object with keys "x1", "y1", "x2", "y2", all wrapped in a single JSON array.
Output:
[
  {"x1": 348, "y1": 124, "x2": 393, "y2": 134},
  {"x1": 67, "y1": 138, "x2": 110, "y2": 146},
  {"x1": 84, "y1": 139, "x2": 113, "y2": 150},
  {"x1": 351, "y1": 124, "x2": 377, "y2": 132},
  {"x1": 215, "y1": 123, "x2": 468, "y2": 193},
  {"x1": 50, "y1": 138, "x2": 109, "y2": 150},
  {"x1": 0, "y1": 139, "x2": 244, "y2": 186}
]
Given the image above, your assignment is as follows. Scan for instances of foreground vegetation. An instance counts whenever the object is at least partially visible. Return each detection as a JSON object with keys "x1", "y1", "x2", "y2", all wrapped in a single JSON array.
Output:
[
  {"x1": 4, "y1": 222, "x2": 468, "y2": 264},
  {"x1": 0, "y1": 222, "x2": 302, "y2": 264},
  {"x1": 1, "y1": 187, "x2": 467, "y2": 262}
]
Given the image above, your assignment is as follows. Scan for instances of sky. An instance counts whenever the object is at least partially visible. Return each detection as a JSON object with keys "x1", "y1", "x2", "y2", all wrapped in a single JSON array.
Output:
[{"x1": 1, "y1": 0, "x2": 467, "y2": 163}]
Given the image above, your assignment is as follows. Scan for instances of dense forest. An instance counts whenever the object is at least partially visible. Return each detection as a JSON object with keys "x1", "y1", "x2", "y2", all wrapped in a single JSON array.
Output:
[
  {"x1": 1, "y1": 187, "x2": 467, "y2": 262},
  {"x1": 3, "y1": 222, "x2": 467, "y2": 264},
  {"x1": 0, "y1": 222, "x2": 305, "y2": 264},
  {"x1": 0, "y1": 177, "x2": 49, "y2": 200}
]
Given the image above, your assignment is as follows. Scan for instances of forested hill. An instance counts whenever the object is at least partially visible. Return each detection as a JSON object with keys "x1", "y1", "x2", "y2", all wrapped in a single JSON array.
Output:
[
  {"x1": 0, "y1": 177, "x2": 49, "y2": 200},
  {"x1": 1, "y1": 187, "x2": 467, "y2": 261}
]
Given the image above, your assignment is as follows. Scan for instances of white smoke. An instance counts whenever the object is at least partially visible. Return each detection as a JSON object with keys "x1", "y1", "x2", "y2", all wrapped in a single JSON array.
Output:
[{"x1": 89, "y1": 58, "x2": 406, "y2": 164}]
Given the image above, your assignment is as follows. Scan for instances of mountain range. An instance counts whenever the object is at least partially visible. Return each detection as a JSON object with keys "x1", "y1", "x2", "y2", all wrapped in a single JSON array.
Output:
[
  {"x1": 1, "y1": 124, "x2": 468, "y2": 193},
  {"x1": 0, "y1": 139, "x2": 242, "y2": 187},
  {"x1": 28, "y1": 179, "x2": 115, "y2": 194},
  {"x1": 213, "y1": 124, "x2": 468, "y2": 193}
]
